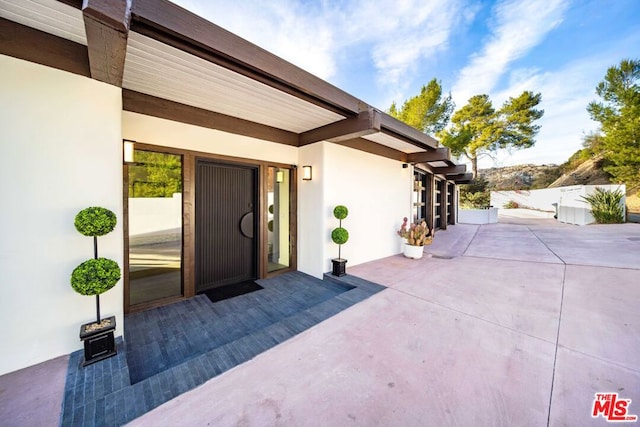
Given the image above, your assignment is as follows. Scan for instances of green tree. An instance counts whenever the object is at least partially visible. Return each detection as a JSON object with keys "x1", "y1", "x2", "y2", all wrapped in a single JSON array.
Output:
[
  {"x1": 438, "y1": 91, "x2": 543, "y2": 178},
  {"x1": 389, "y1": 78, "x2": 454, "y2": 135},
  {"x1": 128, "y1": 151, "x2": 182, "y2": 197},
  {"x1": 587, "y1": 58, "x2": 640, "y2": 192}
]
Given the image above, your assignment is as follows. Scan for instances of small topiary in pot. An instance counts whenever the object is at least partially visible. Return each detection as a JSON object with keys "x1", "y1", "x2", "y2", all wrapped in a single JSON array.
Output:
[{"x1": 331, "y1": 205, "x2": 349, "y2": 276}]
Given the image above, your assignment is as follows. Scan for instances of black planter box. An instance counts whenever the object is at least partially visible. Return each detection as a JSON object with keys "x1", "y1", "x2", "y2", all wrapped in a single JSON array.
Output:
[
  {"x1": 331, "y1": 258, "x2": 347, "y2": 277},
  {"x1": 79, "y1": 316, "x2": 117, "y2": 366}
]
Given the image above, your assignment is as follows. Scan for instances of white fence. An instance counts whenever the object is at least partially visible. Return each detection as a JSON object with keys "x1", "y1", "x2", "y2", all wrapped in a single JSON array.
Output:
[
  {"x1": 458, "y1": 208, "x2": 499, "y2": 224},
  {"x1": 491, "y1": 185, "x2": 626, "y2": 225}
]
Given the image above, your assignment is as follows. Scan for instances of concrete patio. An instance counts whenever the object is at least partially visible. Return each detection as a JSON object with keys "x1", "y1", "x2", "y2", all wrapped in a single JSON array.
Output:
[{"x1": 1, "y1": 215, "x2": 639, "y2": 426}]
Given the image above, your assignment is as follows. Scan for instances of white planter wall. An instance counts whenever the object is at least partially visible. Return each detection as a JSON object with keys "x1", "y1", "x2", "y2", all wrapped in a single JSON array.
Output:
[
  {"x1": 491, "y1": 188, "x2": 562, "y2": 212},
  {"x1": 0, "y1": 56, "x2": 123, "y2": 375},
  {"x1": 492, "y1": 185, "x2": 626, "y2": 225},
  {"x1": 458, "y1": 208, "x2": 499, "y2": 224}
]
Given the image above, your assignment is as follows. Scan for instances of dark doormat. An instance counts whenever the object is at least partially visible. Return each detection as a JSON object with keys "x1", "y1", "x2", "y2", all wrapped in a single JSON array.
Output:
[{"x1": 202, "y1": 280, "x2": 264, "y2": 303}]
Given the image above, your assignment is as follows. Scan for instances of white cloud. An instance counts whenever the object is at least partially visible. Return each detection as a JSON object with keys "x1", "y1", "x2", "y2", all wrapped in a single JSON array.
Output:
[
  {"x1": 452, "y1": 0, "x2": 569, "y2": 105},
  {"x1": 170, "y1": 0, "x2": 338, "y2": 79},
  {"x1": 170, "y1": 0, "x2": 468, "y2": 102},
  {"x1": 476, "y1": 54, "x2": 620, "y2": 168}
]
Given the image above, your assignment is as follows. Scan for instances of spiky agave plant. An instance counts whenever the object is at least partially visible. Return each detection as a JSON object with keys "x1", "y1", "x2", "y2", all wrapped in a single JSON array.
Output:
[{"x1": 581, "y1": 188, "x2": 624, "y2": 224}]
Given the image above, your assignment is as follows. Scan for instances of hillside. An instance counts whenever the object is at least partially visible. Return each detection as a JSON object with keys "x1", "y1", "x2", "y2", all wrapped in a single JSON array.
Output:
[
  {"x1": 477, "y1": 164, "x2": 561, "y2": 190},
  {"x1": 476, "y1": 158, "x2": 640, "y2": 213},
  {"x1": 547, "y1": 156, "x2": 611, "y2": 188}
]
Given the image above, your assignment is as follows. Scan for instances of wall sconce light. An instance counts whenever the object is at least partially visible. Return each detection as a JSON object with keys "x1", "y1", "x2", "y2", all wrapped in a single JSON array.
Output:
[
  {"x1": 276, "y1": 170, "x2": 284, "y2": 183},
  {"x1": 302, "y1": 165, "x2": 312, "y2": 181},
  {"x1": 123, "y1": 140, "x2": 135, "y2": 164}
]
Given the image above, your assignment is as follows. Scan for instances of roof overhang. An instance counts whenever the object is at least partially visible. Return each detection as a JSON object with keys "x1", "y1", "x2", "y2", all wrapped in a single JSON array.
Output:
[
  {"x1": 1, "y1": 0, "x2": 465, "y2": 172},
  {"x1": 448, "y1": 173, "x2": 474, "y2": 184}
]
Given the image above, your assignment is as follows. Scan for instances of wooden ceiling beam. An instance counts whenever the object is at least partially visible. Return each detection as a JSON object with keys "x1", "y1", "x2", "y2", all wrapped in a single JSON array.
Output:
[
  {"x1": 123, "y1": 90, "x2": 299, "y2": 146},
  {"x1": 406, "y1": 147, "x2": 450, "y2": 163},
  {"x1": 0, "y1": 18, "x2": 90, "y2": 77},
  {"x1": 380, "y1": 115, "x2": 439, "y2": 151},
  {"x1": 82, "y1": 0, "x2": 131, "y2": 86},
  {"x1": 433, "y1": 164, "x2": 467, "y2": 175},
  {"x1": 334, "y1": 138, "x2": 407, "y2": 162},
  {"x1": 448, "y1": 173, "x2": 474, "y2": 183},
  {"x1": 299, "y1": 109, "x2": 381, "y2": 146}
]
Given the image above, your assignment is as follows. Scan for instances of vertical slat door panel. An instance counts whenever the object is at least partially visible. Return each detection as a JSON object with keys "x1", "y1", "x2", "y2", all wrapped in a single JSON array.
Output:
[{"x1": 196, "y1": 161, "x2": 257, "y2": 292}]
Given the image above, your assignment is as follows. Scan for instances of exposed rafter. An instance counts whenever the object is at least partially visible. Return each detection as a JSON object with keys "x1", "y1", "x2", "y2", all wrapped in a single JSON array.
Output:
[
  {"x1": 334, "y1": 138, "x2": 407, "y2": 162},
  {"x1": 406, "y1": 147, "x2": 450, "y2": 163},
  {"x1": 380, "y1": 115, "x2": 439, "y2": 152},
  {"x1": 448, "y1": 173, "x2": 474, "y2": 183},
  {"x1": 299, "y1": 108, "x2": 381, "y2": 146},
  {"x1": 0, "y1": 18, "x2": 90, "y2": 77},
  {"x1": 82, "y1": 0, "x2": 131, "y2": 86},
  {"x1": 433, "y1": 165, "x2": 467, "y2": 175}
]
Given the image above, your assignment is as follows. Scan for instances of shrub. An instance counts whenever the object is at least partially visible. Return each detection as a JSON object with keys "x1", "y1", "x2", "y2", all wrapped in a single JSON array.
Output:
[
  {"x1": 581, "y1": 188, "x2": 624, "y2": 224},
  {"x1": 503, "y1": 200, "x2": 519, "y2": 209},
  {"x1": 460, "y1": 191, "x2": 490, "y2": 209},
  {"x1": 71, "y1": 258, "x2": 121, "y2": 296},
  {"x1": 333, "y1": 205, "x2": 348, "y2": 220},
  {"x1": 331, "y1": 227, "x2": 349, "y2": 245},
  {"x1": 74, "y1": 207, "x2": 117, "y2": 237}
]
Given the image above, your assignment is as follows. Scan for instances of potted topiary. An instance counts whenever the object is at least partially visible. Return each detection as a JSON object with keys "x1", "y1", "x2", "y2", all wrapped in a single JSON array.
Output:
[
  {"x1": 71, "y1": 206, "x2": 121, "y2": 366},
  {"x1": 331, "y1": 205, "x2": 349, "y2": 276},
  {"x1": 397, "y1": 217, "x2": 433, "y2": 259}
]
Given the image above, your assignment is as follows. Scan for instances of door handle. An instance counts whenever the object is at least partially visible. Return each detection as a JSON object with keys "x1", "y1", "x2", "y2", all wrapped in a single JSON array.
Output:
[{"x1": 239, "y1": 212, "x2": 254, "y2": 238}]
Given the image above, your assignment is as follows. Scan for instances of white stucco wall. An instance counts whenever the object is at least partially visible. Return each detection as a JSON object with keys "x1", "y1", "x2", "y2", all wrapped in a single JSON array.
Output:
[
  {"x1": 298, "y1": 142, "x2": 412, "y2": 277},
  {"x1": 0, "y1": 55, "x2": 123, "y2": 375},
  {"x1": 297, "y1": 143, "x2": 326, "y2": 278},
  {"x1": 122, "y1": 112, "x2": 298, "y2": 164}
]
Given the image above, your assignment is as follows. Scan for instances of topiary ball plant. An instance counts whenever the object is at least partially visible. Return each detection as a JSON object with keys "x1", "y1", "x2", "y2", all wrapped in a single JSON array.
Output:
[
  {"x1": 74, "y1": 207, "x2": 117, "y2": 237},
  {"x1": 71, "y1": 206, "x2": 120, "y2": 324},
  {"x1": 71, "y1": 258, "x2": 121, "y2": 296},
  {"x1": 331, "y1": 205, "x2": 349, "y2": 259},
  {"x1": 331, "y1": 227, "x2": 349, "y2": 245},
  {"x1": 333, "y1": 205, "x2": 348, "y2": 221}
]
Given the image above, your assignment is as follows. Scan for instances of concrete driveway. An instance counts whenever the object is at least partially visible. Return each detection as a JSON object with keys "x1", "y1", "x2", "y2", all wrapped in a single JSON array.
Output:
[{"x1": 130, "y1": 218, "x2": 640, "y2": 426}]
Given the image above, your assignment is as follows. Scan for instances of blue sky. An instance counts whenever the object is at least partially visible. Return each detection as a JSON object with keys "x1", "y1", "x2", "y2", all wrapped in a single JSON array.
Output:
[{"x1": 171, "y1": 0, "x2": 640, "y2": 168}]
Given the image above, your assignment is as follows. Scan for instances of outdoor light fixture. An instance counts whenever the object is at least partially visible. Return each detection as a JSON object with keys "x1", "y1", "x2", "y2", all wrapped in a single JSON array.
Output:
[
  {"x1": 123, "y1": 140, "x2": 135, "y2": 164},
  {"x1": 302, "y1": 165, "x2": 312, "y2": 181},
  {"x1": 276, "y1": 170, "x2": 284, "y2": 183}
]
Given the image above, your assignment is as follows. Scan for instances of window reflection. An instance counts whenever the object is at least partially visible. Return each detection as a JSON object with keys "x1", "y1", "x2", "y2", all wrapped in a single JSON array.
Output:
[
  {"x1": 267, "y1": 167, "x2": 290, "y2": 272},
  {"x1": 128, "y1": 150, "x2": 183, "y2": 305}
]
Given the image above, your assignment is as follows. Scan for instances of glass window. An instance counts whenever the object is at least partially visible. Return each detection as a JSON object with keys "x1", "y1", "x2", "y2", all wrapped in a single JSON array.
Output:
[
  {"x1": 413, "y1": 169, "x2": 428, "y2": 222},
  {"x1": 267, "y1": 167, "x2": 291, "y2": 272},
  {"x1": 128, "y1": 150, "x2": 183, "y2": 306}
]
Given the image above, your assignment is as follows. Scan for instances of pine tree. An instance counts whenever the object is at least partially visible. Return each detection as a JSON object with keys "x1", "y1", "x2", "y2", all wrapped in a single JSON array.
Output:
[
  {"x1": 439, "y1": 92, "x2": 543, "y2": 177},
  {"x1": 388, "y1": 78, "x2": 454, "y2": 135},
  {"x1": 587, "y1": 58, "x2": 640, "y2": 192}
]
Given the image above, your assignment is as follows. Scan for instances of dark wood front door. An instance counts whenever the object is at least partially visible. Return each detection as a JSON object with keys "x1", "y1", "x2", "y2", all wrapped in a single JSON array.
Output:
[{"x1": 195, "y1": 160, "x2": 257, "y2": 292}]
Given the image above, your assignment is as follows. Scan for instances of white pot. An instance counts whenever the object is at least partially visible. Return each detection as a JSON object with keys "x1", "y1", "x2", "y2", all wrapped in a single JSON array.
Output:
[{"x1": 403, "y1": 243, "x2": 424, "y2": 259}]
